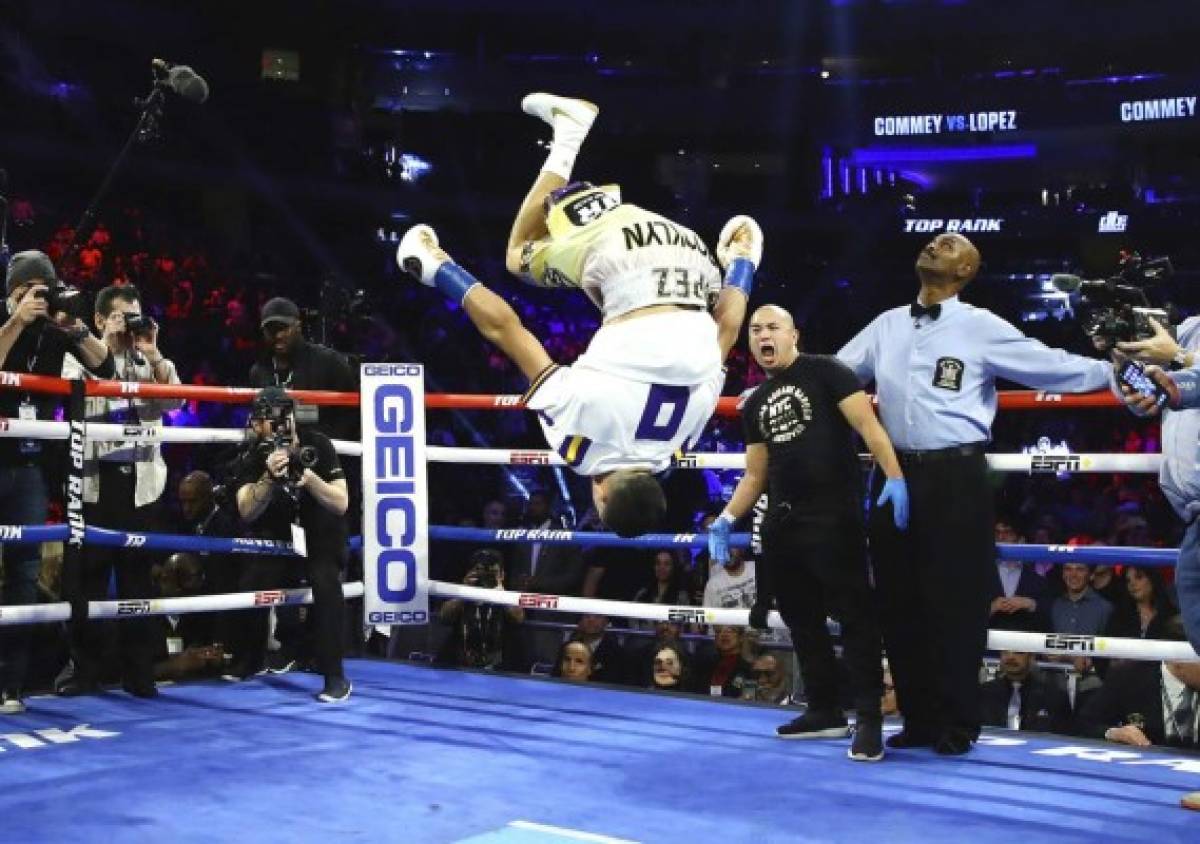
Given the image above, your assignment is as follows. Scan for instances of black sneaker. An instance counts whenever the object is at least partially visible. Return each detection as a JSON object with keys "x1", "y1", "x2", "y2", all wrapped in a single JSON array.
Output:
[
  {"x1": 316, "y1": 677, "x2": 352, "y2": 703},
  {"x1": 885, "y1": 725, "x2": 938, "y2": 749},
  {"x1": 776, "y1": 710, "x2": 850, "y2": 739},
  {"x1": 55, "y1": 678, "x2": 101, "y2": 698},
  {"x1": 934, "y1": 727, "x2": 974, "y2": 756},
  {"x1": 122, "y1": 678, "x2": 158, "y2": 699},
  {"x1": 265, "y1": 652, "x2": 297, "y2": 675},
  {"x1": 848, "y1": 719, "x2": 884, "y2": 762}
]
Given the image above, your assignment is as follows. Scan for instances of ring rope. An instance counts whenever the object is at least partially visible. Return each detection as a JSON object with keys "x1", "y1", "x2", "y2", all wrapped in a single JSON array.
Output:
[
  {"x1": 429, "y1": 582, "x2": 1200, "y2": 662},
  {"x1": 427, "y1": 526, "x2": 1177, "y2": 567},
  {"x1": 0, "y1": 372, "x2": 1120, "y2": 414},
  {"x1": 427, "y1": 446, "x2": 1161, "y2": 473},
  {"x1": 0, "y1": 582, "x2": 365, "y2": 628}
]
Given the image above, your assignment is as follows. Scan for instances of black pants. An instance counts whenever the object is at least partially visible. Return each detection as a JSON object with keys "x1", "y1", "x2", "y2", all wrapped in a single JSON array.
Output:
[
  {"x1": 67, "y1": 464, "x2": 157, "y2": 686},
  {"x1": 763, "y1": 505, "x2": 882, "y2": 719},
  {"x1": 868, "y1": 449, "x2": 993, "y2": 735},
  {"x1": 228, "y1": 545, "x2": 346, "y2": 680}
]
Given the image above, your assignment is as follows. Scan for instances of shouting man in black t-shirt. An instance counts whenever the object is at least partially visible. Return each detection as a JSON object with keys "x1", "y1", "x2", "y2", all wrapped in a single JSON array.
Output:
[
  {"x1": 230, "y1": 387, "x2": 352, "y2": 702},
  {"x1": 708, "y1": 305, "x2": 908, "y2": 762}
]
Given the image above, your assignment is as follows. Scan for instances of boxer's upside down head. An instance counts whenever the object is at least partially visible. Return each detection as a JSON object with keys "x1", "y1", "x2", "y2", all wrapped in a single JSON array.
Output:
[{"x1": 593, "y1": 469, "x2": 667, "y2": 538}]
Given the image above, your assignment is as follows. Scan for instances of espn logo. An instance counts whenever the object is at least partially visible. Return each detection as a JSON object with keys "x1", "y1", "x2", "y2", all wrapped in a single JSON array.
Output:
[
  {"x1": 1031, "y1": 454, "x2": 1082, "y2": 473},
  {"x1": 1045, "y1": 634, "x2": 1099, "y2": 652},
  {"x1": 667, "y1": 608, "x2": 712, "y2": 624},
  {"x1": 518, "y1": 593, "x2": 559, "y2": 609},
  {"x1": 117, "y1": 600, "x2": 152, "y2": 616},
  {"x1": 673, "y1": 455, "x2": 699, "y2": 468},
  {"x1": 254, "y1": 590, "x2": 286, "y2": 606},
  {"x1": 511, "y1": 452, "x2": 551, "y2": 465}
]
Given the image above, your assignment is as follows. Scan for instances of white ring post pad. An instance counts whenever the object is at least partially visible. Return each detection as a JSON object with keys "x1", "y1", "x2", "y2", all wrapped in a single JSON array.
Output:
[{"x1": 361, "y1": 363, "x2": 430, "y2": 626}]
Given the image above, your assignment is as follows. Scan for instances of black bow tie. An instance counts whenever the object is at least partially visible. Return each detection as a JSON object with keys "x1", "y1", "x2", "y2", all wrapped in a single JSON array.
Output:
[{"x1": 911, "y1": 301, "x2": 942, "y2": 321}]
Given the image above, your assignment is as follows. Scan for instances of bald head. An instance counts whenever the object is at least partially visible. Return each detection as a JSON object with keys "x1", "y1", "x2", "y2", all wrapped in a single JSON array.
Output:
[
  {"x1": 748, "y1": 304, "x2": 800, "y2": 373},
  {"x1": 916, "y1": 233, "x2": 981, "y2": 289},
  {"x1": 751, "y1": 304, "x2": 795, "y2": 329}
]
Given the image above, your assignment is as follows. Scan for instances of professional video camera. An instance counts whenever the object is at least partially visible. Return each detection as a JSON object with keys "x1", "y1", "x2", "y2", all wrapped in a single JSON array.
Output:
[{"x1": 1051, "y1": 252, "x2": 1175, "y2": 347}]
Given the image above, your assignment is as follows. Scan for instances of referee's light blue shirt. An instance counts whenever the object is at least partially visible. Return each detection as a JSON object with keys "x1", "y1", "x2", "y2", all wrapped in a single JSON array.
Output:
[{"x1": 837, "y1": 295, "x2": 1112, "y2": 451}]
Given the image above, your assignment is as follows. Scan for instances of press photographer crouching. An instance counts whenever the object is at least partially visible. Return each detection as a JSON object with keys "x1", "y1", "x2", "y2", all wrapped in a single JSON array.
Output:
[
  {"x1": 58, "y1": 283, "x2": 184, "y2": 699},
  {"x1": 0, "y1": 251, "x2": 114, "y2": 714},
  {"x1": 229, "y1": 386, "x2": 351, "y2": 702}
]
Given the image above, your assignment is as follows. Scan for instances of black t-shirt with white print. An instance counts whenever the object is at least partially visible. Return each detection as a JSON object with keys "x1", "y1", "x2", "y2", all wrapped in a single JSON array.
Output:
[{"x1": 741, "y1": 354, "x2": 864, "y2": 513}]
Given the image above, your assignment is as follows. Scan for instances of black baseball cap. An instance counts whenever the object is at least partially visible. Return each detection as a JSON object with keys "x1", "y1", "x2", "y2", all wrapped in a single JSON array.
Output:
[
  {"x1": 250, "y1": 386, "x2": 294, "y2": 419},
  {"x1": 5, "y1": 250, "x2": 57, "y2": 296},
  {"x1": 260, "y1": 297, "x2": 300, "y2": 329}
]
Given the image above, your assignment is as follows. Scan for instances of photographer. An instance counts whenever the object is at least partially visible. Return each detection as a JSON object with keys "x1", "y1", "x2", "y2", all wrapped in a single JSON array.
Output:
[
  {"x1": 0, "y1": 251, "x2": 113, "y2": 714},
  {"x1": 1113, "y1": 315, "x2": 1200, "y2": 657},
  {"x1": 435, "y1": 548, "x2": 525, "y2": 671},
  {"x1": 229, "y1": 386, "x2": 351, "y2": 703},
  {"x1": 58, "y1": 283, "x2": 183, "y2": 699}
]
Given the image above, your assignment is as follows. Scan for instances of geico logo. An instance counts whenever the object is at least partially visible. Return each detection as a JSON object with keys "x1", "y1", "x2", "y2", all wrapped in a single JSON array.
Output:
[
  {"x1": 364, "y1": 363, "x2": 422, "y2": 376},
  {"x1": 373, "y1": 382, "x2": 419, "y2": 603},
  {"x1": 367, "y1": 610, "x2": 428, "y2": 624},
  {"x1": 117, "y1": 600, "x2": 152, "y2": 616},
  {"x1": 496, "y1": 529, "x2": 573, "y2": 542},
  {"x1": 1031, "y1": 455, "x2": 1082, "y2": 473},
  {"x1": 1045, "y1": 634, "x2": 1097, "y2": 652},
  {"x1": 254, "y1": 590, "x2": 286, "y2": 605},
  {"x1": 667, "y1": 608, "x2": 709, "y2": 623},
  {"x1": 511, "y1": 452, "x2": 551, "y2": 464},
  {"x1": 518, "y1": 593, "x2": 560, "y2": 609}
]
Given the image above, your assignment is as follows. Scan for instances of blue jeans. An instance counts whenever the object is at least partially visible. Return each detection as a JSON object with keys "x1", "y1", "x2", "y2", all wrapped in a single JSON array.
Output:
[
  {"x1": 0, "y1": 465, "x2": 49, "y2": 693},
  {"x1": 1178, "y1": 520, "x2": 1200, "y2": 655}
]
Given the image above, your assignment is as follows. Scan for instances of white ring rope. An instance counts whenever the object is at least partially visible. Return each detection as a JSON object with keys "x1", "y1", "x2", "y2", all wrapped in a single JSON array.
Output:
[
  {"x1": 427, "y1": 446, "x2": 1162, "y2": 473},
  {"x1": 0, "y1": 418, "x2": 363, "y2": 457},
  {"x1": 428, "y1": 581, "x2": 1200, "y2": 663},
  {"x1": 0, "y1": 582, "x2": 365, "y2": 627}
]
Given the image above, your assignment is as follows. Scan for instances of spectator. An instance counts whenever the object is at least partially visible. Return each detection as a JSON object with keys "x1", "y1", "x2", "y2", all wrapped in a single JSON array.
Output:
[
  {"x1": 553, "y1": 638, "x2": 595, "y2": 683},
  {"x1": 436, "y1": 549, "x2": 525, "y2": 671},
  {"x1": 628, "y1": 620, "x2": 684, "y2": 687},
  {"x1": 648, "y1": 642, "x2": 689, "y2": 692},
  {"x1": 702, "y1": 547, "x2": 756, "y2": 611},
  {"x1": 749, "y1": 651, "x2": 792, "y2": 704},
  {"x1": 881, "y1": 664, "x2": 898, "y2": 717},
  {"x1": 1090, "y1": 564, "x2": 1128, "y2": 608},
  {"x1": 568, "y1": 614, "x2": 625, "y2": 684},
  {"x1": 151, "y1": 553, "x2": 225, "y2": 681},
  {"x1": 1051, "y1": 563, "x2": 1113, "y2": 636},
  {"x1": 1079, "y1": 616, "x2": 1200, "y2": 749},
  {"x1": 694, "y1": 625, "x2": 754, "y2": 698},
  {"x1": 987, "y1": 517, "x2": 1049, "y2": 631},
  {"x1": 509, "y1": 491, "x2": 584, "y2": 597},
  {"x1": 1105, "y1": 565, "x2": 1177, "y2": 640},
  {"x1": 633, "y1": 550, "x2": 690, "y2": 607},
  {"x1": 979, "y1": 650, "x2": 1072, "y2": 734},
  {"x1": 177, "y1": 470, "x2": 240, "y2": 650}
]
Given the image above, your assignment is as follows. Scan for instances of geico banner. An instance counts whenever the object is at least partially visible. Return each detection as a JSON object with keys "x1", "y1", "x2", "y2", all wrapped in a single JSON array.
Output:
[{"x1": 361, "y1": 363, "x2": 429, "y2": 626}]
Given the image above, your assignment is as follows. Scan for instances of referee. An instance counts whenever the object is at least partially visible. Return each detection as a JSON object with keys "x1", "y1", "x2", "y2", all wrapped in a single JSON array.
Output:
[{"x1": 838, "y1": 232, "x2": 1112, "y2": 755}]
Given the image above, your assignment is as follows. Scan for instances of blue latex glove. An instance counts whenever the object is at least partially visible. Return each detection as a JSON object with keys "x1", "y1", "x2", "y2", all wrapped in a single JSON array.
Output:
[
  {"x1": 707, "y1": 513, "x2": 735, "y2": 565},
  {"x1": 876, "y1": 478, "x2": 910, "y2": 530}
]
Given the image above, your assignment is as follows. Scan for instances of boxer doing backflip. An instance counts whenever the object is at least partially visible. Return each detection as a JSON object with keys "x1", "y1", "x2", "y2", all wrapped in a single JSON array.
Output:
[{"x1": 398, "y1": 93, "x2": 760, "y2": 537}]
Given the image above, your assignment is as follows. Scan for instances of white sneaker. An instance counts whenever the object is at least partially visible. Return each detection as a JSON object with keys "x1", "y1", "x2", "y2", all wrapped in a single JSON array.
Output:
[
  {"x1": 520, "y1": 93, "x2": 598, "y2": 140},
  {"x1": 717, "y1": 215, "x2": 764, "y2": 270},
  {"x1": 0, "y1": 693, "x2": 26, "y2": 715},
  {"x1": 396, "y1": 224, "x2": 451, "y2": 286}
]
